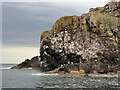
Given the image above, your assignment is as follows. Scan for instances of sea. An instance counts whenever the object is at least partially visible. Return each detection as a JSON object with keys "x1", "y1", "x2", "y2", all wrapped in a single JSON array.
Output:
[{"x1": 1, "y1": 64, "x2": 120, "y2": 90}]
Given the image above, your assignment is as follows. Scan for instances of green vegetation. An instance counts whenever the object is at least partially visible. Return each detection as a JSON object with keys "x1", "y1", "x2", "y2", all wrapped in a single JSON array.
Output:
[
  {"x1": 52, "y1": 16, "x2": 80, "y2": 33},
  {"x1": 40, "y1": 1, "x2": 120, "y2": 73},
  {"x1": 41, "y1": 31, "x2": 50, "y2": 40}
]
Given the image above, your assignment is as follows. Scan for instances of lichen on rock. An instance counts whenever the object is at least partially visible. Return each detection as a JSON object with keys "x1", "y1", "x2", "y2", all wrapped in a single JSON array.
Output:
[{"x1": 39, "y1": 1, "x2": 120, "y2": 74}]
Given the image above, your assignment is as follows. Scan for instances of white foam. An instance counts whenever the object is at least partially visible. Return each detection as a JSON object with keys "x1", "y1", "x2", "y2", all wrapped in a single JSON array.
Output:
[
  {"x1": 88, "y1": 74, "x2": 118, "y2": 77},
  {"x1": 32, "y1": 73, "x2": 58, "y2": 76},
  {"x1": 1, "y1": 66, "x2": 12, "y2": 69}
]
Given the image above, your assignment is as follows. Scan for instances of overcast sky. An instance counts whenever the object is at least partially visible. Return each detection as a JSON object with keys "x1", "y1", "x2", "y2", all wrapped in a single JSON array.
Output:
[{"x1": 2, "y1": 1, "x2": 109, "y2": 64}]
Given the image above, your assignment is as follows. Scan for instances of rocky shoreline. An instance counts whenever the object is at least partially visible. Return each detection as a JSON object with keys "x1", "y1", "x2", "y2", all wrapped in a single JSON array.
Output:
[
  {"x1": 11, "y1": 1, "x2": 120, "y2": 75},
  {"x1": 48, "y1": 67, "x2": 120, "y2": 77}
]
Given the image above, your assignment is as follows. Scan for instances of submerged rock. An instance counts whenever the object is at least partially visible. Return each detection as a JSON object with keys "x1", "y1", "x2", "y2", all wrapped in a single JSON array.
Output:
[{"x1": 40, "y1": 1, "x2": 120, "y2": 74}]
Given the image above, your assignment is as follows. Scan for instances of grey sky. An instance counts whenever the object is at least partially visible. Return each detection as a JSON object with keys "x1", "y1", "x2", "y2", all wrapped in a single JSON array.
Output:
[{"x1": 2, "y1": 2, "x2": 108, "y2": 47}]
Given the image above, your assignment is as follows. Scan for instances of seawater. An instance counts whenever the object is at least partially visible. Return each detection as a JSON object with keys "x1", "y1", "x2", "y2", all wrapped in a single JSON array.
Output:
[{"x1": 1, "y1": 64, "x2": 120, "y2": 89}]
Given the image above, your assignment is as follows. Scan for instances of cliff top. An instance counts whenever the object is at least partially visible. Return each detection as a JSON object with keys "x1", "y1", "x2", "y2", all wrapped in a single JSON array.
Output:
[{"x1": 41, "y1": 1, "x2": 120, "y2": 41}]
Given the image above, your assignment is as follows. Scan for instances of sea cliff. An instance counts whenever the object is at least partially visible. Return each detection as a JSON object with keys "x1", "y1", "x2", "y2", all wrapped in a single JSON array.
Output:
[
  {"x1": 40, "y1": 1, "x2": 120, "y2": 74},
  {"x1": 11, "y1": 1, "x2": 120, "y2": 75}
]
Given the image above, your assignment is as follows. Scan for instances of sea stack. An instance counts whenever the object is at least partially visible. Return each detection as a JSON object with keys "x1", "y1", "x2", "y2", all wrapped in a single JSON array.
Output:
[{"x1": 40, "y1": 1, "x2": 120, "y2": 73}]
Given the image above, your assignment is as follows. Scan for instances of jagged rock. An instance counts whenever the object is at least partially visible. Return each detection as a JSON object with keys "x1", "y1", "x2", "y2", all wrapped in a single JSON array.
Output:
[
  {"x1": 11, "y1": 56, "x2": 40, "y2": 69},
  {"x1": 30, "y1": 56, "x2": 40, "y2": 68},
  {"x1": 40, "y1": 1, "x2": 120, "y2": 74},
  {"x1": 11, "y1": 59, "x2": 31, "y2": 69},
  {"x1": 104, "y1": 1, "x2": 120, "y2": 12}
]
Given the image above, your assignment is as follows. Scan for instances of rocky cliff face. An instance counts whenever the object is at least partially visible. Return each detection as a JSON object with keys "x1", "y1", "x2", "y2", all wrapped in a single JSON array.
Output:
[{"x1": 40, "y1": 1, "x2": 120, "y2": 73}]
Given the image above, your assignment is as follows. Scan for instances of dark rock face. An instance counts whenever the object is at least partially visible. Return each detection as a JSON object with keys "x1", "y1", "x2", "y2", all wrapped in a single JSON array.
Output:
[
  {"x1": 40, "y1": 1, "x2": 120, "y2": 73},
  {"x1": 11, "y1": 56, "x2": 40, "y2": 69},
  {"x1": 104, "y1": 1, "x2": 120, "y2": 12}
]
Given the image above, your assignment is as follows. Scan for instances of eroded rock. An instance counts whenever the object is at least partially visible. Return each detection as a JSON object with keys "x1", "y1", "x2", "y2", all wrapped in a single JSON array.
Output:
[{"x1": 40, "y1": 1, "x2": 120, "y2": 74}]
